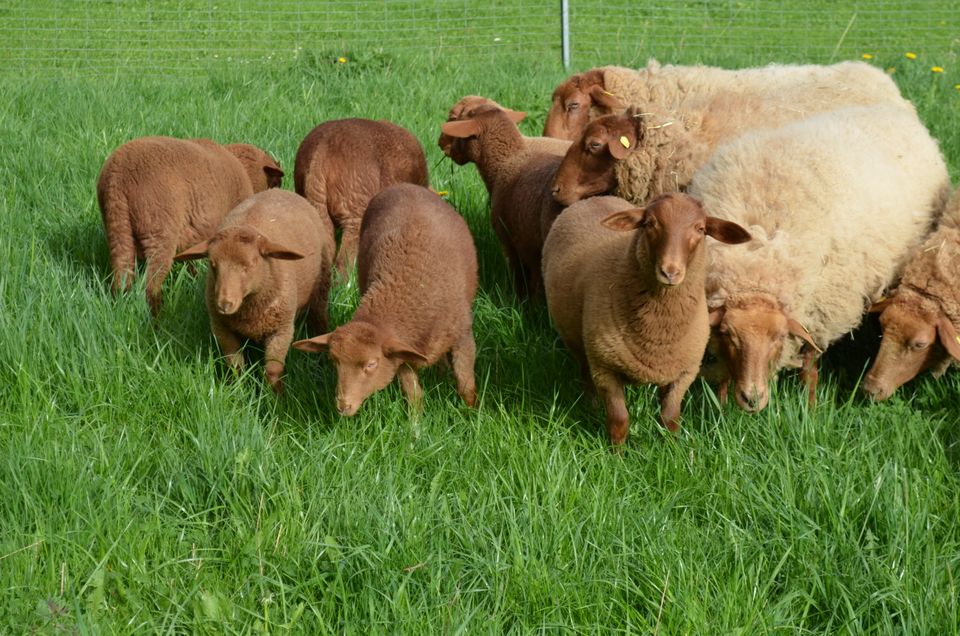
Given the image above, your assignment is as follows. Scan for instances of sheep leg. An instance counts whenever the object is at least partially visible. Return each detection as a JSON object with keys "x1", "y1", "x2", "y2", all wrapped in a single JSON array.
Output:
[
  {"x1": 593, "y1": 369, "x2": 629, "y2": 445},
  {"x1": 211, "y1": 320, "x2": 245, "y2": 378},
  {"x1": 143, "y1": 240, "x2": 177, "y2": 318},
  {"x1": 492, "y1": 220, "x2": 528, "y2": 301},
  {"x1": 397, "y1": 364, "x2": 423, "y2": 409},
  {"x1": 306, "y1": 267, "x2": 331, "y2": 335},
  {"x1": 334, "y1": 221, "x2": 361, "y2": 276},
  {"x1": 450, "y1": 330, "x2": 477, "y2": 407},
  {"x1": 800, "y1": 348, "x2": 819, "y2": 407},
  {"x1": 718, "y1": 377, "x2": 730, "y2": 406},
  {"x1": 262, "y1": 326, "x2": 294, "y2": 395},
  {"x1": 658, "y1": 370, "x2": 697, "y2": 433}
]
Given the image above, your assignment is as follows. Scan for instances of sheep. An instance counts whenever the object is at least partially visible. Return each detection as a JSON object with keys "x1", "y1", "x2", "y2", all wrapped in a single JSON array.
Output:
[
  {"x1": 438, "y1": 95, "x2": 571, "y2": 165},
  {"x1": 862, "y1": 187, "x2": 960, "y2": 400},
  {"x1": 293, "y1": 118, "x2": 429, "y2": 274},
  {"x1": 543, "y1": 59, "x2": 906, "y2": 142},
  {"x1": 689, "y1": 104, "x2": 951, "y2": 412},
  {"x1": 96, "y1": 136, "x2": 283, "y2": 317},
  {"x1": 542, "y1": 193, "x2": 750, "y2": 444},
  {"x1": 440, "y1": 108, "x2": 567, "y2": 300},
  {"x1": 174, "y1": 189, "x2": 335, "y2": 394},
  {"x1": 292, "y1": 183, "x2": 478, "y2": 415}
]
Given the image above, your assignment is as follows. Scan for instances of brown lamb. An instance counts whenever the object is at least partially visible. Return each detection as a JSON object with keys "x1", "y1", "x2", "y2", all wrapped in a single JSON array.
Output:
[
  {"x1": 438, "y1": 95, "x2": 572, "y2": 165},
  {"x1": 97, "y1": 136, "x2": 283, "y2": 317},
  {"x1": 175, "y1": 189, "x2": 335, "y2": 394},
  {"x1": 863, "y1": 187, "x2": 960, "y2": 400},
  {"x1": 542, "y1": 193, "x2": 750, "y2": 444},
  {"x1": 293, "y1": 118, "x2": 429, "y2": 274},
  {"x1": 440, "y1": 109, "x2": 567, "y2": 300},
  {"x1": 293, "y1": 183, "x2": 478, "y2": 415}
]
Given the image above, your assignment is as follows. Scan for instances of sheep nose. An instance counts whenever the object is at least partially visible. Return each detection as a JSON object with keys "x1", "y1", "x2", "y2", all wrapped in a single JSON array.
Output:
[
  {"x1": 658, "y1": 266, "x2": 683, "y2": 285},
  {"x1": 551, "y1": 185, "x2": 561, "y2": 197},
  {"x1": 738, "y1": 388, "x2": 762, "y2": 411},
  {"x1": 336, "y1": 397, "x2": 357, "y2": 416},
  {"x1": 861, "y1": 379, "x2": 888, "y2": 401},
  {"x1": 217, "y1": 299, "x2": 237, "y2": 315}
]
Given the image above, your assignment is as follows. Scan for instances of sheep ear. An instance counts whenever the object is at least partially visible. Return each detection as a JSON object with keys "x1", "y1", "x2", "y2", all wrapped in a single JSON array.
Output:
[
  {"x1": 705, "y1": 217, "x2": 751, "y2": 245},
  {"x1": 174, "y1": 240, "x2": 210, "y2": 261},
  {"x1": 787, "y1": 318, "x2": 822, "y2": 353},
  {"x1": 868, "y1": 297, "x2": 893, "y2": 313},
  {"x1": 383, "y1": 338, "x2": 429, "y2": 365},
  {"x1": 292, "y1": 333, "x2": 332, "y2": 353},
  {"x1": 259, "y1": 238, "x2": 305, "y2": 260},
  {"x1": 440, "y1": 119, "x2": 482, "y2": 139},
  {"x1": 588, "y1": 85, "x2": 624, "y2": 111},
  {"x1": 504, "y1": 109, "x2": 527, "y2": 124},
  {"x1": 607, "y1": 128, "x2": 636, "y2": 160},
  {"x1": 935, "y1": 315, "x2": 960, "y2": 361},
  {"x1": 264, "y1": 165, "x2": 284, "y2": 187},
  {"x1": 709, "y1": 306, "x2": 725, "y2": 328},
  {"x1": 601, "y1": 208, "x2": 646, "y2": 231}
]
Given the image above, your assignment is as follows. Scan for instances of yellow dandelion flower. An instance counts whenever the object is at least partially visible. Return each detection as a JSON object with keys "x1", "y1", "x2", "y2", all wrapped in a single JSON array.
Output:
[
  {"x1": 435, "y1": 190, "x2": 449, "y2": 197},
  {"x1": 861, "y1": 53, "x2": 874, "y2": 60},
  {"x1": 931, "y1": 66, "x2": 944, "y2": 73},
  {"x1": 886, "y1": 67, "x2": 896, "y2": 75},
  {"x1": 337, "y1": 56, "x2": 347, "y2": 64},
  {"x1": 955, "y1": 84, "x2": 960, "y2": 91},
  {"x1": 905, "y1": 52, "x2": 917, "y2": 60}
]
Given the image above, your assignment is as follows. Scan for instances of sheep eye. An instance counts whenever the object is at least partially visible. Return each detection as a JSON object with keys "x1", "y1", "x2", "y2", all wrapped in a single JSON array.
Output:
[
  {"x1": 910, "y1": 341, "x2": 930, "y2": 351},
  {"x1": 567, "y1": 102, "x2": 580, "y2": 111},
  {"x1": 588, "y1": 141, "x2": 601, "y2": 151},
  {"x1": 363, "y1": 359, "x2": 378, "y2": 372},
  {"x1": 697, "y1": 226, "x2": 706, "y2": 235}
]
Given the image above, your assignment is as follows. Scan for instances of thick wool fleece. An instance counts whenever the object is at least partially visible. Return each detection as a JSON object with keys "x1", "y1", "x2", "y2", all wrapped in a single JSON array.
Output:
[
  {"x1": 689, "y1": 103, "x2": 950, "y2": 371},
  {"x1": 600, "y1": 60, "x2": 911, "y2": 206},
  {"x1": 353, "y1": 184, "x2": 478, "y2": 365}
]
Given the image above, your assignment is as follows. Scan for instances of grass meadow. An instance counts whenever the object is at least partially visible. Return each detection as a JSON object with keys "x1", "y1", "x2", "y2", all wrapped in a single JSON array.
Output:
[{"x1": 2, "y1": 5, "x2": 960, "y2": 633}]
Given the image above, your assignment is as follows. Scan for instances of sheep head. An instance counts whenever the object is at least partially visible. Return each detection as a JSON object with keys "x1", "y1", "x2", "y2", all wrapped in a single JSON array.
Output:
[
  {"x1": 175, "y1": 225, "x2": 304, "y2": 316},
  {"x1": 293, "y1": 321, "x2": 428, "y2": 416},
  {"x1": 224, "y1": 143, "x2": 284, "y2": 191},
  {"x1": 438, "y1": 108, "x2": 527, "y2": 166},
  {"x1": 862, "y1": 293, "x2": 960, "y2": 400},
  {"x1": 601, "y1": 193, "x2": 751, "y2": 287},
  {"x1": 543, "y1": 69, "x2": 624, "y2": 140},
  {"x1": 709, "y1": 296, "x2": 819, "y2": 412},
  {"x1": 438, "y1": 96, "x2": 511, "y2": 165},
  {"x1": 551, "y1": 108, "x2": 646, "y2": 207}
]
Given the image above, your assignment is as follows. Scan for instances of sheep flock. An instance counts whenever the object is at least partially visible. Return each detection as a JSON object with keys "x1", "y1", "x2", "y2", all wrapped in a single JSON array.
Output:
[{"x1": 98, "y1": 58, "x2": 959, "y2": 446}]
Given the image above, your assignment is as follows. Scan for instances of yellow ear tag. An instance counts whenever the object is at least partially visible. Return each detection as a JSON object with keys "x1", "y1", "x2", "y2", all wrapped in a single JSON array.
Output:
[
  {"x1": 619, "y1": 136, "x2": 631, "y2": 149},
  {"x1": 955, "y1": 335, "x2": 960, "y2": 345}
]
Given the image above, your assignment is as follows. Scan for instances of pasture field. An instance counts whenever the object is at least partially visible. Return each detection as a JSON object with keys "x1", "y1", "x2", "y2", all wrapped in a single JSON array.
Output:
[{"x1": 1, "y1": 6, "x2": 960, "y2": 633}]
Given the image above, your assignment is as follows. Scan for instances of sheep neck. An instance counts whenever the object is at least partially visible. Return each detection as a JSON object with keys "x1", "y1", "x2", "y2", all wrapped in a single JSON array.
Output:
[{"x1": 473, "y1": 119, "x2": 527, "y2": 192}]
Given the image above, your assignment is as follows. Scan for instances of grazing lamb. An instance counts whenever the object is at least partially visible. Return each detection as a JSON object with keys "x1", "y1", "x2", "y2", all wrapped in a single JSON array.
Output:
[
  {"x1": 862, "y1": 187, "x2": 960, "y2": 400},
  {"x1": 543, "y1": 193, "x2": 750, "y2": 444},
  {"x1": 438, "y1": 95, "x2": 571, "y2": 165},
  {"x1": 293, "y1": 184, "x2": 477, "y2": 415},
  {"x1": 97, "y1": 136, "x2": 283, "y2": 316},
  {"x1": 293, "y1": 118, "x2": 429, "y2": 274},
  {"x1": 691, "y1": 104, "x2": 950, "y2": 412},
  {"x1": 440, "y1": 109, "x2": 567, "y2": 300},
  {"x1": 174, "y1": 189, "x2": 335, "y2": 394},
  {"x1": 543, "y1": 59, "x2": 906, "y2": 142}
]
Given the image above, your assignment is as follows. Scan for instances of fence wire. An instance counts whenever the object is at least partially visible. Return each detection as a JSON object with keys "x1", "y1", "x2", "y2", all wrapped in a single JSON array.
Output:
[{"x1": 1, "y1": 1, "x2": 958, "y2": 76}]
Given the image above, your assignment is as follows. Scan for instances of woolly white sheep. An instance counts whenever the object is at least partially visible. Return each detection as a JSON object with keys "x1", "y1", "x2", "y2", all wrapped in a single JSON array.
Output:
[{"x1": 690, "y1": 104, "x2": 950, "y2": 412}]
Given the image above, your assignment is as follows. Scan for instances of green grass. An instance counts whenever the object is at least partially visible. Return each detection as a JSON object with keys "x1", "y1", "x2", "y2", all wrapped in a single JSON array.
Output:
[{"x1": 2, "y1": 18, "x2": 960, "y2": 634}]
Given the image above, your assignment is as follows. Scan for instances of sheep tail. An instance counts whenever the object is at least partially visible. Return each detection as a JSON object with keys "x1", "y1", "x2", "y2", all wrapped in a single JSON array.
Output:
[{"x1": 97, "y1": 172, "x2": 137, "y2": 294}]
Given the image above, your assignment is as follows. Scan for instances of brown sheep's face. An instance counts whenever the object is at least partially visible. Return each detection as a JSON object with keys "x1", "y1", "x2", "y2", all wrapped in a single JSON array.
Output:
[
  {"x1": 601, "y1": 193, "x2": 751, "y2": 287},
  {"x1": 711, "y1": 299, "x2": 818, "y2": 413},
  {"x1": 551, "y1": 112, "x2": 643, "y2": 207},
  {"x1": 438, "y1": 96, "x2": 503, "y2": 166},
  {"x1": 543, "y1": 69, "x2": 624, "y2": 140},
  {"x1": 175, "y1": 226, "x2": 304, "y2": 316},
  {"x1": 862, "y1": 298, "x2": 960, "y2": 400},
  {"x1": 438, "y1": 106, "x2": 526, "y2": 167},
  {"x1": 292, "y1": 322, "x2": 428, "y2": 416}
]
